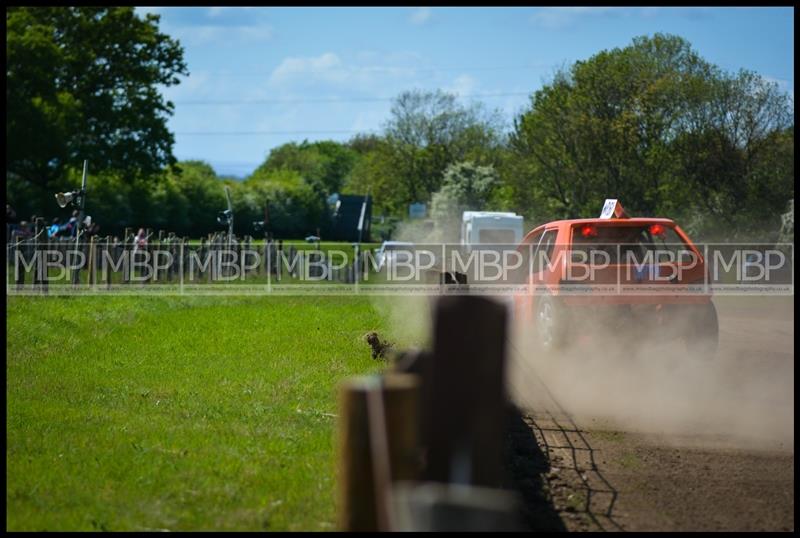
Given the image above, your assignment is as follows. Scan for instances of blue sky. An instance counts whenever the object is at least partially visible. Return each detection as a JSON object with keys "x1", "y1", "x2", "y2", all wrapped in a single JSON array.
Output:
[{"x1": 133, "y1": 7, "x2": 794, "y2": 178}]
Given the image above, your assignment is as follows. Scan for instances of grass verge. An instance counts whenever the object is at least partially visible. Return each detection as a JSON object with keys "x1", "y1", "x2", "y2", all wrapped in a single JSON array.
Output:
[{"x1": 7, "y1": 294, "x2": 395, "y2": 531}]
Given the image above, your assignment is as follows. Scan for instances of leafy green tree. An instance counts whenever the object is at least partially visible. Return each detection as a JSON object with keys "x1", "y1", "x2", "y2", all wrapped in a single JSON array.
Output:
[
  {"x1": 673, "y1": 73, "x2": 794, "y2": 238},
  {"x1": 430, "y1": 161, "x2": 499, "y2": 241},
  {"x1": 252, "y1": 140, "x2": 358, "y2": 196},
  {"x1": 380, "y1": 89, "x2": 505, "y2": 211},
  {"x1": 6, "y1": 7, "x2": 187, "y2": 208},
  {"x1": 510, "y1": 34, "x2": 714, "y2": 218},
  {"x1": 166, "y1": 161, "x2": 226, "y2": 236},
  {"x1": 342, "y1": 137, "x2": 408, "y2": 216},
  {"x1": 509, "y1": 33, "x2": 793, "y2": 239},
  {"x1": 72, "y1": 170, "x2": 135, "y2": 233},
  {"x1": 242, "y1": 168, "x2": 329, "y2": 238},
  {"x1": 347, "y1": 133, "x2": 384, "y2": 155}
]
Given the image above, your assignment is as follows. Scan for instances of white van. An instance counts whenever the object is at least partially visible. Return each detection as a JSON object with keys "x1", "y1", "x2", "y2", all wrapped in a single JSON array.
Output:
[{"x1": 460, "y1": 211, "x2": 524, "y2": 249}]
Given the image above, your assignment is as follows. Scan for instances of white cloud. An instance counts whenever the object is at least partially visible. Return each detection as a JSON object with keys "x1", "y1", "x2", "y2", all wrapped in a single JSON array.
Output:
[
  {"x1": 443, "y1": 74, "x2": 477, "y2": 96},
  {"x1": 267, "y1": 52, "x2": 419, "y2": 92},
  {"x1": 160, "y1": 22, "x2": 272, "y2": 47},
  {"x1": 763, "y1": 76, "x2": 792, "y2": 93},
  {"x1": 270, "y1": 53, "x2": 346, "y2": 85},
  {"x1": 237, "y1": 26, "x2": 273, "y2": 41},
  {"x1": 529, "y1": 7, "x2": 615, "y2": 30},
  {"x1": 409, "y1": 8, "x2": 432, "y2": 25},
  {"x1": 206, "y1": 7, "x2": 260, "y2": 18},
  {"x1": 145, "y1": 7, "x2": 273, "y2": 47}
]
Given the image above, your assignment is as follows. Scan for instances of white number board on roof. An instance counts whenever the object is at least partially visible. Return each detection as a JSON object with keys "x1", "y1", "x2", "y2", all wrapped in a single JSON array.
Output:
[{"x1": 600, "y1": 199, "x2": 618, "y2": 219}]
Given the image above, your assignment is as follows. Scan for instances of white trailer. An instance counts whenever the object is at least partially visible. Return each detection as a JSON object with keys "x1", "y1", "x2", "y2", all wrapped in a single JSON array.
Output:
[{"x1": 460, "y1": 211, "x2": 524, "y2": 249}]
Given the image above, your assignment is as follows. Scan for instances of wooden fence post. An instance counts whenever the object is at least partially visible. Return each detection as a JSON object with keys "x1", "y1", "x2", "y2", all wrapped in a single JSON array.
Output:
[
  {"x1": 181, "y1": 237, "x2": 188, "y2": 281},
  {"x1": 154, "y1": 230, "x2": 164, "y2": 283},
  {"x1": 337, "y1": 373, "x2": 421, "y2": 532},
  {"x1": 424, "y1": 296, "x2": 508, "y2": 488},
  {"x1": 171, "y1": 233, "x2": 178, "y2": 282},
  {"x1": 239, "y1": 234, "x2": 245, "y2": 278},
  {"x1": 195, "y1": 237, "x2": 204, "y2": 281},
  {"x1": 106, "y1": 236, "x2": 113, "y2": 289},
  {"x1": 262, "y1": 234, "x2": 272, "y2": 275},
  {"x1": 221, "y1": 232, "x2": 228, "y2": 279},
  {"x1": 206, "y1": 236, "x2": 212, "y2": 282},
  {"x1": 15, "y1": 235, "x2": 25, "y2": 290},
  {"x1": 122, "y1": 228, "x2": 131, "y2": 284},
  {"x1": 143, "y1": 228, "x2": 152, "y2": 283},
  {"x1": 59, "y1": 237, "x2": 67, "y2": 285},
  {"x1": 276, "y1": 239, "x2": 283, "y2": 281},
  {"x1": 165, "y1": 233, "x2": 173, "y2": 283},
  {"x1": 87, "y1": 234, "x2": 96, "y2": 287},
  {"x1": 71, "y1": 232, "x2": 82, "y2": 287},
  {"x1": 40, "y1": 225, "x2": 49, "y2": 295},
  {"x1": 207, "y1": 233, "x2": 216, "y2": 283},
  {"x1": 33, "y1": 218, "x2": 45, "y2": 291}
]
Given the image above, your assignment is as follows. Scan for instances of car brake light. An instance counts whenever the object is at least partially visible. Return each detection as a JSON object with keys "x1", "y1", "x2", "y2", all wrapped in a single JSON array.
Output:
[
  {"x1": 580, "y1": 224, "x2": 598, "y2": 238},
  {"x1": 649, "y1": 224, "x2": 666, "y2": 237}
]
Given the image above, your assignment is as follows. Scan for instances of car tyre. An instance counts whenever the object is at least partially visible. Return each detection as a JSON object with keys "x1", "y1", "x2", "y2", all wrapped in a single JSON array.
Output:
[
  {"x1": 534, "y1": 294, "x2": 568, "y2": 352},
  {"x1": 685, "y1": 301, "x2": 719, "y2": 358}
]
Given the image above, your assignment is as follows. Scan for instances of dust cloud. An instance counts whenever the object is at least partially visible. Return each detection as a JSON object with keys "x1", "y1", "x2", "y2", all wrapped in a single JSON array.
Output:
[
  {"x1": 368, "y1": 215, "x2": 461, "y2": 349},
  {"x1": 371, "y1": 216, "x2": 793, "y2": 451},
  {"x1": 371, "y1": 294, "x2": 433, "y2": 349},
  {"x1": 507, "y1": 296, "x2": 794, "y2": 451},
  {"x1": 372, "y1": 287, "x2": 794, "y2": 451}
]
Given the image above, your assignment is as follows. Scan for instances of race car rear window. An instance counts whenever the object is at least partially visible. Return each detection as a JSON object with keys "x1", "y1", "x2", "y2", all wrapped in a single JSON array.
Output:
[{"x1": 570, "y1": 224, "x2": 691, "y2": 263}]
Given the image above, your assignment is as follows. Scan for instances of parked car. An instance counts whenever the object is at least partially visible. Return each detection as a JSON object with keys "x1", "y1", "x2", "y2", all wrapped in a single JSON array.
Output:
[{"x1": 374, "y1": 241, "x2": 415, "y2": 272}]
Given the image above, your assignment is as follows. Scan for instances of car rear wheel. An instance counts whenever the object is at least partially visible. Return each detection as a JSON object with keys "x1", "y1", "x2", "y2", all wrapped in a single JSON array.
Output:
[
  {"x1": 685, "y1": 301, "x2": 719, "y2": 357},
  {"x1": 535, "y1": 295, "x2": 568, "y2": 352}
]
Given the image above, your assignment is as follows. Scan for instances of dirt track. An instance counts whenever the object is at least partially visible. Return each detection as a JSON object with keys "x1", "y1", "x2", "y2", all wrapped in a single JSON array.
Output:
[{"x1": 506, "y1": 295, "x2": 794, "y2": 532}]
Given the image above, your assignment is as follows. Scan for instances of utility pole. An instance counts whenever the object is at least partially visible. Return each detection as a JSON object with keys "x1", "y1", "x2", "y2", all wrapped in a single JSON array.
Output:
[{"x1": 355, "y1": 188, "x2": 371, "y2": 287}]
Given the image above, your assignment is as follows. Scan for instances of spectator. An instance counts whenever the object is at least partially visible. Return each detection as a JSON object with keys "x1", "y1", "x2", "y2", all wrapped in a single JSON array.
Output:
[
  {"x1": 48, "y1": 218, "x2": 61, "y2": 238},
  {"x1": 83, "y1": 215, "x2": 100, "y2": 237},
  {"x1": 132, "y1": 228, "x2": 147, "y2": 255},
  {"x1": 17, "y1": 220, "x2": 32, "y2": 239},
  {"x1": 67, "y1": 210, "x2": 79, "y2": 237},
  {"x1": 6, "y1": 204, "x2": 18, "y2": 242}
]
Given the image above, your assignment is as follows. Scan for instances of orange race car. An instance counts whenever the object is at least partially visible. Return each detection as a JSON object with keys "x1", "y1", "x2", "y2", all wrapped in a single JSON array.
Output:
[{"x1": 513, "y1": 200, "x2": 718, "y2": 355}]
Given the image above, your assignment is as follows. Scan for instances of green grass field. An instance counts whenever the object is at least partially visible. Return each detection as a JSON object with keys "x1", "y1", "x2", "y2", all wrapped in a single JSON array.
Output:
[{"x1": 6, "y1": 294, "x2": 415, "y2": 531}]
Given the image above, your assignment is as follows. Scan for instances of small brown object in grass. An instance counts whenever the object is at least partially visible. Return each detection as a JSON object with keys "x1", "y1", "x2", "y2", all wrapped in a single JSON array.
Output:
[{"x1": 363, "y1": 331, "x2": 393, "y2": 360}]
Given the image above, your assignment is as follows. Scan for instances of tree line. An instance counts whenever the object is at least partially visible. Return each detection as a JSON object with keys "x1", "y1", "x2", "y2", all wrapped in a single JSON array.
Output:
[{"x1": 6, "y1": 8, "x2": 794, "y2": 241}]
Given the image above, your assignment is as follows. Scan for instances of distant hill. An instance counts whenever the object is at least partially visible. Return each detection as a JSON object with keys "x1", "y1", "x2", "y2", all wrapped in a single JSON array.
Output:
[{"x1": 218, "y1": 174, "x2": 247, "y2": 182}]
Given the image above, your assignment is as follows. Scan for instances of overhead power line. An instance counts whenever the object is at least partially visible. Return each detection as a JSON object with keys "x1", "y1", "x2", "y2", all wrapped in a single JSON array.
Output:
[
  {"x1": 176, "y1": 129, "x2": 376, "y2": 136},
  {"x1": 174, "y1": 91, "x2": 532, "y2": 106},
  {"x1": 179, "y1": 63, "x2": 560, "y2": 78}
]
